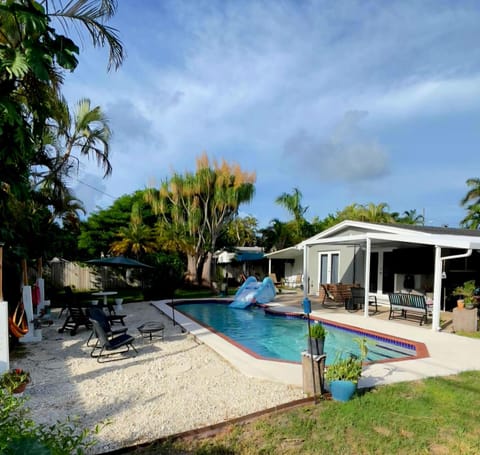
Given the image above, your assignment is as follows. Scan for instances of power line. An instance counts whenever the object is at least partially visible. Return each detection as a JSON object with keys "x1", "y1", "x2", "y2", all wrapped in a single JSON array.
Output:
[{"x1": 75, "y1": 178, "x2": 117, "y2": 200}]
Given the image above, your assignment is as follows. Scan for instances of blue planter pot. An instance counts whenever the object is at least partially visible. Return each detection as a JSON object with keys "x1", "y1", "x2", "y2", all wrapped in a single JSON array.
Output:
[{"x1": 329, "y1": 380, "x2": 357, "y2": 402}]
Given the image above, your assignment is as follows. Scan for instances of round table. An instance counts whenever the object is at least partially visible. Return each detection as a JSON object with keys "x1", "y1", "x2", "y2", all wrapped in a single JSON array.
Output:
[
  {"x1": 137, "y1": 322, "x2": 165, "y2": 342},
  {"x1": 91, "y1": 291, "x2": 117, "y2": 308}
]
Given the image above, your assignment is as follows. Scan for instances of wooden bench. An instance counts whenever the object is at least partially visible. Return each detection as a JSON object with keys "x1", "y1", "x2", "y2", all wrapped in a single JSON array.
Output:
[{"x1": 388, "y1": 292, "x2": 432, "y2": 326}]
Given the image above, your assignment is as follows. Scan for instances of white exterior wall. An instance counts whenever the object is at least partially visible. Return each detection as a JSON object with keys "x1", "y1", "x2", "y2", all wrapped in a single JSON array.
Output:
[{"x1": 306, "y1": 244, "x2": 360, "y2": 295}]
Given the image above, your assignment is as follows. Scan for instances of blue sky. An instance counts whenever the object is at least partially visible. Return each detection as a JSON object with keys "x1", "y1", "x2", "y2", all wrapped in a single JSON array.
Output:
[{"x1": 62, "y1": 0, "x2": 480, "y2": 229}]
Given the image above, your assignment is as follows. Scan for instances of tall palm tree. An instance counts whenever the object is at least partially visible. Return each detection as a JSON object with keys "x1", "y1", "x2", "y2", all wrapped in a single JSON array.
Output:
[
  {"x1": 42, "y1": 0, "x2": 124, "y2": 71},
  {"x1": 461, "y1": 203, "x2": 480, "y2": 230},
  {"x1": 58, "y1": 97, "x2": 112, "y2": 176},
  {"x1": 276, "y1": 187, "x2": 309, "y2": 240},
  {"x1": 460, "y1": 178, "x2": 480, "y2": 230},
  {"x1": 461, "y1": 178, "x2": 480, "y2": 206},
  {"x1": 276, "y1": 187, "x2": 308, "y2": 223}
]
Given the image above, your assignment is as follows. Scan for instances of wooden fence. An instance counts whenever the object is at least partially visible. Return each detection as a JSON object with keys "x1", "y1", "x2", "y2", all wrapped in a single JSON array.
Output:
[{"x1": 47, "y1": 260, "x2": 131, "y2": 291}]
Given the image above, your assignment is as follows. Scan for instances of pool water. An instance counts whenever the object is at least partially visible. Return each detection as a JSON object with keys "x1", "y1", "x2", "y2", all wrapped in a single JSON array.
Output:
[{"x1": 176, "y1": 302, "x2": 416, "y2": 364}]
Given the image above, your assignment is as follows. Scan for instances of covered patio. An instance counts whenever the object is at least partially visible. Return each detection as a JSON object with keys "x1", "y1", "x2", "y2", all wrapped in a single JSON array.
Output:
[{"x1": 267, "y1": 221, "x2": 480, "y2": 332}]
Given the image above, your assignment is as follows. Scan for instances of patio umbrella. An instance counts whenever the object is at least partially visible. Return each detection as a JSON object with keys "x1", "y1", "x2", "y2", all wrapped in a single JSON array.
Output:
[
  {"x1": 85, "y1": 256, "x2": 153, "y2": 290},
  {"x1": 85, "y1": 256, "x2": 153, "y2": 269}
]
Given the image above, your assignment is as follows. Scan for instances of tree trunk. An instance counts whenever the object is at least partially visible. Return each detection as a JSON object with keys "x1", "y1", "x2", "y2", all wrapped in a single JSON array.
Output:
[
  {"x1": 186, "y1": 252, "x2": 209, "y2": 286},
  {"x1": 186, "y1": 255, "x2": 197, "y2": 284},
  {"x1": 201, "y1": 252, "x2": 212, "y2": 287}
]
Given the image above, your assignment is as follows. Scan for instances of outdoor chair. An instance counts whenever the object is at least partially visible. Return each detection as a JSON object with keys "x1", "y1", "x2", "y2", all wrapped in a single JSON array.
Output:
[
  {"x1": 86, "y1": 307, "x2": 128, "y2": 347},
  {"x1": 89, "y1": 318, "x2": 138, "y2": 363},
  {"x1": 346, "y1": 287, "x2": 378, "y2": 313},
  {"x1": 58, "y1": 286, "x2": 76, "y2": 319},
  {"x1": 58, "y1": 304, "x2": 91, "y2": 336},
  {"x1": 105, "y1": 302, "x2": 127, "y2": 326},
  {"x1": 269, "y1": 273, "x2": 282, "y2": 290}
]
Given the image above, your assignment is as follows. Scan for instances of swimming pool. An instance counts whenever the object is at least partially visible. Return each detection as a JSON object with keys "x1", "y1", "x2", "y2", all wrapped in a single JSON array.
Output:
[{"x1": 175, "y1": 301, "x2": 418, "y2": 364}]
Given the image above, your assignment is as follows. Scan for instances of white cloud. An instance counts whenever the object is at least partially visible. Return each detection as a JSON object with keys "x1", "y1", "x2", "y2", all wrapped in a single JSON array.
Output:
[{"x1": 60, "y1": 0, "x2": 480, "y2": 227}]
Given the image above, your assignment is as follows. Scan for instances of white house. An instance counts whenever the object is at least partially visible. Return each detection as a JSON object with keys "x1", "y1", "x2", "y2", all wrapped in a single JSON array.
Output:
[{"x1": 266, "y1": 220, "x2": 480, "y2": 331}]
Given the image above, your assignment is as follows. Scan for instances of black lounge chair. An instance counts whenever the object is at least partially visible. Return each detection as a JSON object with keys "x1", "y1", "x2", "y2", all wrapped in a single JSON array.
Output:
[
  {"x1": 58, "y1": 304, "x2": 91, "y2": 336},
  {"x1": 58, "y1": 286, "x2": 76, "y2": 319},
  {"x1": 89, "y1": 318, "x2": 137, "y2": 363},
  {"x1": 87, "y1": 307, "x2": 128, "y2": 347},
  {"x1": 105, "y1": 302, "x2": 127, "y2": 326}
]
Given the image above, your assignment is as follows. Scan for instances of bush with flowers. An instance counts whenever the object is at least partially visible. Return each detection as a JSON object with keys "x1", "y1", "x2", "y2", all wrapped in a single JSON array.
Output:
[{"x1": 0, "y1": 368, "x2": 30, "y2": 394}]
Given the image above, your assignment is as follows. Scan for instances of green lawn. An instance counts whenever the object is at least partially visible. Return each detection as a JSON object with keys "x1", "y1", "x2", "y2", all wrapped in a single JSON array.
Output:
[{"x1": 126, "y1": 371, "x2": 480, "y2": 454}]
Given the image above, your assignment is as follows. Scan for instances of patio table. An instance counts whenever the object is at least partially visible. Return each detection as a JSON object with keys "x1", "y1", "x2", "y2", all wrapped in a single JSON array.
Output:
[{"x1": 91, "y1": 291, "x2": 117, "y2": 308}]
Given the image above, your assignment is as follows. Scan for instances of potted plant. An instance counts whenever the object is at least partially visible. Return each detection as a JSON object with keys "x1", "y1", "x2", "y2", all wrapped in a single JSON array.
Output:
[
  {"x1": 0, "y1": 368, "x2": 30, "y2": 394},
  {"x1": 307, "y1": 321, "x2": 327, "y2": 356},
  {"x1": 453, "y1": 280, "x2": 477, "y2": 310},
  {"x1": 325, "y1": 338, "x2": 368, "y2": 402}
]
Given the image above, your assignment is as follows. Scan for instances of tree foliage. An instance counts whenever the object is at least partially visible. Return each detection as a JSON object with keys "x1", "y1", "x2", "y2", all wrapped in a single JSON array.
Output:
[
  {"x1": 461, "y1": 178, "x2": 480, "y2": 229},
  {"x1": 146, "y1": 153, "x2": 256, "y2": 284},
  {"x1": 0, "y1": 0, "x2": 123, "y2": 268},
  {"x1": 78, "y1": 191, "x2": 153, "y2": 258},
  {"x1": 110, "y1": 202, "x2": 157, "y2": 258}
]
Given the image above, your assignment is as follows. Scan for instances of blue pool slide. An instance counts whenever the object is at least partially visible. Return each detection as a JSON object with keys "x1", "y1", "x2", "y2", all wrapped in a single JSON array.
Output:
[{"x1": 229, "y1": 276, "x2": 277, "y2": 309}]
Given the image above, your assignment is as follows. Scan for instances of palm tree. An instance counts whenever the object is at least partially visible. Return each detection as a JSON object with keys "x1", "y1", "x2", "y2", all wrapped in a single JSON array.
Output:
[
  {"x1": 276, "y1": 187, "x2": 309, "y2": 239},
  {"x1": 360, "y1": 202, "x2": 394, "y2": 223},
  {"x1": 460, "y1": 178, "x2": 480, "y2": 230},
  {"x1": 398, "y1": 209, "x2": 425, "y2": 225},
  {"x1": 110, "y1": 203, "x2": 157, "y2": 258},
  {"x1": 276, "y1": 188, "x2": 308, "y2": 223},
  {"x1": 57, "y1": 97, "x2": 112, "y2": 176},
  {"x1": 42, "y1": 0, "x2": 124, "y2": 71}
]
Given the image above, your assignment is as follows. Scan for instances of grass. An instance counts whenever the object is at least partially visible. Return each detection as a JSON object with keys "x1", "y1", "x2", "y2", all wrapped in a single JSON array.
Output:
[
  {"x1": 455, "y1": 330, "x2": 480, "y2": 339},
  {"x1": 123, "y1": 371, "x2": 480, "y2": 454}
]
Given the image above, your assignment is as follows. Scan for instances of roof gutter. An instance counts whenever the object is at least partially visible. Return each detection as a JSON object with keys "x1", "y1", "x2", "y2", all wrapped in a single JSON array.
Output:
[{"x1": 441, "y1": 249, "x2": 473, "y2": 261}]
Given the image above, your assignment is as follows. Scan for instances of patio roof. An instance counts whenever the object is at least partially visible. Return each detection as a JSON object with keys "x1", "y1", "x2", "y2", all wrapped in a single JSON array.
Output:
[
  {"x1": 301, "y1": 220, "x2": 480, "y2": 251},
  {"x1": 265, "y1": 246, "x2": 303, "y2": 260}
]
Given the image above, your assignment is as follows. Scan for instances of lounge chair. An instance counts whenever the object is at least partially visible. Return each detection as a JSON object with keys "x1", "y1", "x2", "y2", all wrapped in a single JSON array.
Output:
[
  {"x1": 86, "y1": 307, "x2": 128, "y2": 347},
  {"x1": 269, "y1": 273, "x2": 282, "y2": 290},
  {"x1": 89, "y1": 318, "x2": 138, "y2": 363},
  {"x1": 58, "y1": 286, "x2": 76, "y2": 319},
  {"x1": 58, "y1": 304, "x2": 91, "y2": 336},
  {"x1": 105, "y1": 302, "x2": 127, "y2": 326}
]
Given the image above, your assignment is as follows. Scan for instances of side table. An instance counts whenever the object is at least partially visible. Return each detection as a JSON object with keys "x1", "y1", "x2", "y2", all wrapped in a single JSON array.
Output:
[{"x1": 137, "y1": 322, "x2": 165, "y2": 342}]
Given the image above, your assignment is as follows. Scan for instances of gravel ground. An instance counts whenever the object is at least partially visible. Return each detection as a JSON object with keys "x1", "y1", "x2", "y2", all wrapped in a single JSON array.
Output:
[{"x1": 11, "y1": 301, "x2": 303, "y2": 453}]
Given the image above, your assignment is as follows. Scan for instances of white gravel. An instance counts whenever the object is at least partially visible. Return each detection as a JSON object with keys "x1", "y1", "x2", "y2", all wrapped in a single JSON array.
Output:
[{"x1": 11, "y1": 301, "x2": 304, "y2": 453}]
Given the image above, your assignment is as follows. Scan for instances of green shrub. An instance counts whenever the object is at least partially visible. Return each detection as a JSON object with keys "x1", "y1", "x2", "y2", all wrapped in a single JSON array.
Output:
[
  {"x1": 308, "y1": 322, "x2": 327, "y2": 339},
  {"x1": 0, "y1": 388, "x2": 99, "y2": 454},
  {"x1": 325, "y1": 337, "x2": 368, "y2": 384}
]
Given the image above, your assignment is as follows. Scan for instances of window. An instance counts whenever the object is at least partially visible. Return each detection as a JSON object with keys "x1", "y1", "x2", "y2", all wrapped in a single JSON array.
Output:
[{"x1": 319, "y1": 252, "x2": 339, "y2": 284}]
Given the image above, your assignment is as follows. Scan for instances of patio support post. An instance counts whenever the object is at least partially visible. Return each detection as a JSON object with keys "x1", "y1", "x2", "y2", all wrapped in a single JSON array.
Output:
[
  {"x1": 364, "y1": 237, "x2": 371, "y2": 317},
  {"x1": 432, "y1": 246, "x2": 442, "y2": 332},
  {"x1": 302, "y1": 244, "x2": 308, "y2": 299}
]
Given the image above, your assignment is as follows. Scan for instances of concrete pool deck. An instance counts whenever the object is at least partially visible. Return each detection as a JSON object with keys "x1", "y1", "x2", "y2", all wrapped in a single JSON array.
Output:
[{"x1": 153, "y1": 295, "x2": 480, "y2": 389}]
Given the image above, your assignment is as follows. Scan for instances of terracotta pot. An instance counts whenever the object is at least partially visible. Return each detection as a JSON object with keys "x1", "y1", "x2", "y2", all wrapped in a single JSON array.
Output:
[
  {"x1": 457, "y1": 299, "x2": 465, "y2": 310},
  {"x1": 12, "y1": 382, "x2": 27, "y2": 394}
]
